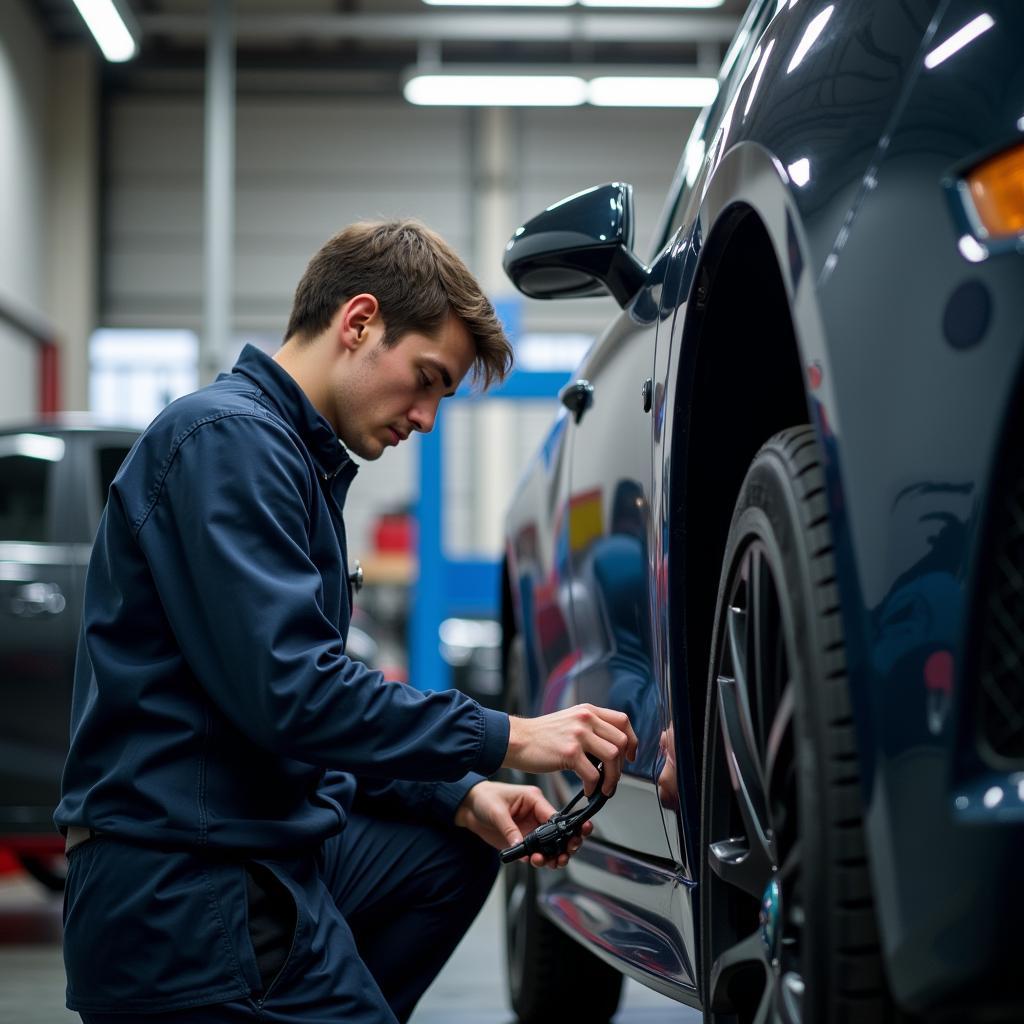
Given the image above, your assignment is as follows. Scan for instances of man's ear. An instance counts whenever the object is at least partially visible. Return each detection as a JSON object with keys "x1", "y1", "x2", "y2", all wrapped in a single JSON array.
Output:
[{"x1": 336, "y1": 293, "x2": 381, "y2": 352}]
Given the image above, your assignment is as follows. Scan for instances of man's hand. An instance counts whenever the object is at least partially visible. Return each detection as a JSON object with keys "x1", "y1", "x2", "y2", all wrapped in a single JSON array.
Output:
[
  {"x1": 502, "y1": 704, "x2": 638, "y2": 796},
  {"x1": 455, "y1": 780, "x2": 592, "y2": 869}
]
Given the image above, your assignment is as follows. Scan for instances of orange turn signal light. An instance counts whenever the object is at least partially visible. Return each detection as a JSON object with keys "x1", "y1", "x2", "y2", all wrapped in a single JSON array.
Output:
[{"x1": 965, "y1": 145, "x2": 1024, "y2": 238}]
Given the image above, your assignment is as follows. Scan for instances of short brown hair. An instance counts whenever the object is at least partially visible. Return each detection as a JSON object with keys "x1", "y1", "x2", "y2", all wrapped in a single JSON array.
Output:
[{"x1": 285, "y1": 220, "x2": 513, "y2": 390}]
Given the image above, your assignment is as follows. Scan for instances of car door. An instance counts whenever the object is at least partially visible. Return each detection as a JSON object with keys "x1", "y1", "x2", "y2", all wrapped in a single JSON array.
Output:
[
  {"x1": 563, "y1": 253, "x2": 675, "y2": 863},
  {"x1": 0, "y1": 430, "x2": 85, "y2": 828}
]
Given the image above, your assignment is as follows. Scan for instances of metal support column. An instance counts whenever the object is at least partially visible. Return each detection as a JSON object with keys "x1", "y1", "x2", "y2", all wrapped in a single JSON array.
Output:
[{"x1": 202, "y1": 0, "x2": 235, "y2": 384}]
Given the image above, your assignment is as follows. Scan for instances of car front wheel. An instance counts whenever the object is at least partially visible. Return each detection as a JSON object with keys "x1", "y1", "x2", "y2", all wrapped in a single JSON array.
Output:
[{"x1": 700, "y1": 426, "x2": 903, "y2": 1024}]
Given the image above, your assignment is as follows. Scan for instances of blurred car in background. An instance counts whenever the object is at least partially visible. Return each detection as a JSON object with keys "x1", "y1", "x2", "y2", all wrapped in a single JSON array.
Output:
[
  {"x1": 498, "y1": 2, "x2": 1024, "y2": 1023},
  {"x1": 0, "y1": 421, "x2": 138, "y2": 889}
]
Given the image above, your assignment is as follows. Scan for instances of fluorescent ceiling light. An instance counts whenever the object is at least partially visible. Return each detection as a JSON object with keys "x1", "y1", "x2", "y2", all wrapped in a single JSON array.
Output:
[
  {"x1": 70, "y1": 0, "x2": 138, "y2": 62},
  {"x1": 588, "y1": 76, "x2": 718, "y2": 107},
  {"x1": 405, "y1": 75, "x2": 587, "y2": 106},
  {"x1": 787, "y1": 4, "x2": 834, "y2": 74},
  {"x1": 422, "y1": 0, "x2": 572, "y2": 5},
  {"x1": 581, "y1": 0, "x2": 725, "y2": 7},
  {"x1": 422, "y1": 0, "x2": 723, "y2": 4},
  {"x1": 924, "y1": 13, "x2": 995, "y2": 70}
]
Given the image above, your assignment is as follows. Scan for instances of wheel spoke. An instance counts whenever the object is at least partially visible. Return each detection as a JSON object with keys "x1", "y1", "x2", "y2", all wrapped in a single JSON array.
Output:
[
  {"x1": 707, "y1": 536, "x2": 808, "y2": 1024},
  {"x1": 727, "y1": 601, "x2": 750, "y2": 708},
  {"x1": 708, "y1": 835, "x2": 763, "y2": 895},
  {"x1": 764, "y1": 679, "x2": 794, "y2": 801},
  {"x1": 777, "y1": 971, "x2": 804, "y2": 1024},
  {"x1": 708, "y1": 929, "x2": 769, "y2": 1013},
  {"x1": 752, "y1": 983, "x2": 773, "y2": 1024},
  {"x1": 748, "y1": 549, "x2": 764, "y2": 735},
  {"x1": 715, "y1": 669, "x2": 774, "y2": 894},
  {"x1": 751, "y1": 547, "x2": 781, "y2": 753}
]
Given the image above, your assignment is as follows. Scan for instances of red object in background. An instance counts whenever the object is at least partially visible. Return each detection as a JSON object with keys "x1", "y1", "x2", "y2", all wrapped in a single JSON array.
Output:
[
  {"x1": 39, "y1": 338, "x2": 61, "y2": 416},
  {"x1": 0, "y1": 848, "x2": 19, "y2": 877},
  {"x1": 374, "y1": 512, "x2": 413, "y2": 554},
  {"x1": 0, "y1": 836, "x2": 65, "y2": 878}
]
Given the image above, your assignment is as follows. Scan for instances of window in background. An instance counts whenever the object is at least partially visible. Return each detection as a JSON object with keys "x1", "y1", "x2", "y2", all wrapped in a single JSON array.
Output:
[
  {"x1": 89, "y1": 329, "x2": 199, "y2": 426},
  {"x1": 0, "y1": 434, "x2": 64, "y2": 542}
]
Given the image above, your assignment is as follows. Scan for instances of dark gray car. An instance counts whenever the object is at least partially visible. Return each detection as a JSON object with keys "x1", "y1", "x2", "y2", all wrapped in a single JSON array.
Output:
[{"x1": 0, "y1": 422, "x2": 138, "y2": 886}]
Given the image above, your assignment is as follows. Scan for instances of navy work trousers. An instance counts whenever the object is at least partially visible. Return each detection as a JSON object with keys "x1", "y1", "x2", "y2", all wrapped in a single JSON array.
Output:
[{"x1": 76, "y1": 813, "x2": 500, "y2": 1024}]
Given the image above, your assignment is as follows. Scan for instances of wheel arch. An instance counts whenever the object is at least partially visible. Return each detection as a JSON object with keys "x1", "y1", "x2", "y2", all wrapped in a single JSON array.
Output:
[{"x1": 661, "y1": 145, "x2": 824, "y2": 851}]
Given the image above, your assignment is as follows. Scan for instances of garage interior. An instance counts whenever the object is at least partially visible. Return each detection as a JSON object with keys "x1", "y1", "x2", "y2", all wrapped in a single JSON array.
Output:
[{"x1": 1, "y1": 0, "x2": 746, "y2": 1020}]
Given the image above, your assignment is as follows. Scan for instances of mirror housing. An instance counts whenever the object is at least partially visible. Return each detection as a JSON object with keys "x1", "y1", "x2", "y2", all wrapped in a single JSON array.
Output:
[{"x1": 503, "y1": 183, "x2": 647, "y2": 308}]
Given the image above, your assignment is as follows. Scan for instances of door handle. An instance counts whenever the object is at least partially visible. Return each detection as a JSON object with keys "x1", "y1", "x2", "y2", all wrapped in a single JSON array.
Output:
[
  {"x1": 8, "y1": 582, "x2": 66, "y2": 617},
  {"x1": 559, "y1": 379, "x2": 594, "y2": 424}
]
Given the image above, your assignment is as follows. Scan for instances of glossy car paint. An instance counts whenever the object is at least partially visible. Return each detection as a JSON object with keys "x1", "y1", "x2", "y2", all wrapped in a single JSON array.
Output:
[{"x1": 503, "y1": 0, "x2": 1024, "y2": 1016}]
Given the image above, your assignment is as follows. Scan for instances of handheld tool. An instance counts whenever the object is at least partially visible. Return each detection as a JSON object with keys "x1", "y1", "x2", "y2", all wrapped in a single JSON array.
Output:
[{"x1": 500, "y1": 759, "x2": 612, "y2": 864}]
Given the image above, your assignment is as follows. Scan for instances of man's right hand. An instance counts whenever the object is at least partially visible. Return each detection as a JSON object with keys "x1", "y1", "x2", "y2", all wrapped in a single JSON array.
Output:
[{"x1": 502, "y1": 705, "x2": 638, "y2": 796}]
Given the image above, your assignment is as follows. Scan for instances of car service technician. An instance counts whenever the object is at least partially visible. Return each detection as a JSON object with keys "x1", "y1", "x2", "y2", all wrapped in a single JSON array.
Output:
[{"x1": 55, "y1": 220, "x2": 637, "y2": 1024}]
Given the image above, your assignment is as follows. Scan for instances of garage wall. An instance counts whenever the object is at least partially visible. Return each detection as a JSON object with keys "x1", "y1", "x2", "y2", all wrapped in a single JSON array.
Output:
[
  {"x1": 102, "y1": 95, "x2": 695, "y2": 334},
  {"x1": 103, "y1": 97, "x2": 474, "y2": 332},
  {"x1": 0, "y1": 0, "x2": 49, "y2": 424},
  {"x1": 100, "y1": 92, "x2": 698, "y2": 558}
]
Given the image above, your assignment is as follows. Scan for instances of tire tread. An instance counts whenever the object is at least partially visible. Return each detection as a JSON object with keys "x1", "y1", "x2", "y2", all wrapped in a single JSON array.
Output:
[{"x1": 702, "y1": 426, "x2": 911, "y2": 1024}]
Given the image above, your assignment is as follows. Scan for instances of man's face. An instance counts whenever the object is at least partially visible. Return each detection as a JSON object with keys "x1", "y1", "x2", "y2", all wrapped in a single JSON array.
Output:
[{"x1": 330, "y1": 313, "x2": 475, "y2": 461}]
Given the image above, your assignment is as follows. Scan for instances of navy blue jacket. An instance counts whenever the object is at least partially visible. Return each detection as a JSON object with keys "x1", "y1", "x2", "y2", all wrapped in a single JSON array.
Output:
[
  {"x1": 54, "y1": 345, "x2": 510, "y2": 1012},
  {"x1": 56, "y1": 344, "x2": 509, "y2": 850}
]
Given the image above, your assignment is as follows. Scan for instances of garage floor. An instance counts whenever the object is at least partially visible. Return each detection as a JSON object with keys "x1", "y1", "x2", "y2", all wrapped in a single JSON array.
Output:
[{"x1": 0, "y1": 871, "x2": 699, "y2": 1024}]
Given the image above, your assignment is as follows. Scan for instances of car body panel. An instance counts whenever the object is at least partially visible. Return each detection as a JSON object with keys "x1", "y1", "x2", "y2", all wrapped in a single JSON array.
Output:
[
  {"x1": 563, "y1": 253, "x2": 673, "y2": 860},
  {"x1": 503, "y1": 0, "x2": 1024, "y2": 1015},
  {"x1": 540, "y1": 839, "x2": 699, "y2": 1000},
  {"x1": 808, "y1": 1, "x2": 1024, "y2": 1006}
]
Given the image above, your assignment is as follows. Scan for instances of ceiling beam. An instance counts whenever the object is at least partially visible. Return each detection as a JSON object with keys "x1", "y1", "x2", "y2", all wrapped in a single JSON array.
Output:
[{"x1": 139, "y1": 11, "x2": 740, "y2": 46}]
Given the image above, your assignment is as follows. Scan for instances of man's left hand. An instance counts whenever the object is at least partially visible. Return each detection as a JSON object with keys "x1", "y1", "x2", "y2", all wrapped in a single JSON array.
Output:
[{"x1": 454, "y1": 780, "x2": 592, "y2": 869}]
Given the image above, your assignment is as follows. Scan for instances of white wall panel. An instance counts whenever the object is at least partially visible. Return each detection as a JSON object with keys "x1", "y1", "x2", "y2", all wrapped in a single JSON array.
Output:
[
  {"x1": 0, "y1": 0, "x2": 50, "y2": 421},
  {"x1": 103, "y1": 96, "x2": 473, "y2": 333},
  {"x1": 0, "y1": 325, "x2": 37, "y2": 425},
  {"x1": 0, "y1": 1, "x2": 48, "y2": 312}
]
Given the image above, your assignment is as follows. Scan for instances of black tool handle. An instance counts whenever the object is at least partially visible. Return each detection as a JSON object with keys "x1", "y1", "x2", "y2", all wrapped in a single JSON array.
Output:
[{"x1": 500, "y1": 760, "x2": 610, "y2": 864}]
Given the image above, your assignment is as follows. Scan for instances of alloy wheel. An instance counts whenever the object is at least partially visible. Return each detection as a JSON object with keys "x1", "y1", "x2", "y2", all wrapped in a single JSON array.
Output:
[{"x1": 705, "y1": 539, "x2": 804, "y2": 1024}]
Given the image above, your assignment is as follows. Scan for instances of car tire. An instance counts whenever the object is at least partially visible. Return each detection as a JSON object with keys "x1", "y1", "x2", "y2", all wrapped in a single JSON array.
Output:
[
  {"x1": 502, "y1": 633, "x2": 623, "y2": 1024},
  {"x1": 700, "y1": 426, "x2": 904, "y2": 1024}
]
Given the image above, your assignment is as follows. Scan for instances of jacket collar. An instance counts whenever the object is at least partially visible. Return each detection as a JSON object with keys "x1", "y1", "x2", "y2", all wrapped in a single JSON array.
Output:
[{"x1": 230, "y1": 344, "x2": 354, "y2": 481}]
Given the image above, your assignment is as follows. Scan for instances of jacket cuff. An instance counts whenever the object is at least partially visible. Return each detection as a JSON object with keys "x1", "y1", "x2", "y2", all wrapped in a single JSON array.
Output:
[
  {"x1": 432, "y1": 772, "x2": 486, "y2": 821},
  {"x1": 474, "y1": 707, "x2": 510, "y2": 777}
]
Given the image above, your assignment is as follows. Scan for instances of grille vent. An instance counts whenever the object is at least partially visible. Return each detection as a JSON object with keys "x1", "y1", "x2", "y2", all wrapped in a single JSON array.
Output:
[{"x1": 977, "y1": 442, "x2": 1024, "y2": 763}]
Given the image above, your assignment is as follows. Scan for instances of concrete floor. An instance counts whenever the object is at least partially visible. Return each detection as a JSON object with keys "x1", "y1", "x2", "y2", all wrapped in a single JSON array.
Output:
[{"x1": 0, "y1": 870, "x2": 700, "y2": 1024}]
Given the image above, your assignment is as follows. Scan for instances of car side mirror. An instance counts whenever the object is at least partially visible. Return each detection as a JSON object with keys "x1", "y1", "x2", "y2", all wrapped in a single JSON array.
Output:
[{"x1": 503, "y1": 182, "x2": 647, "y2": 309}]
